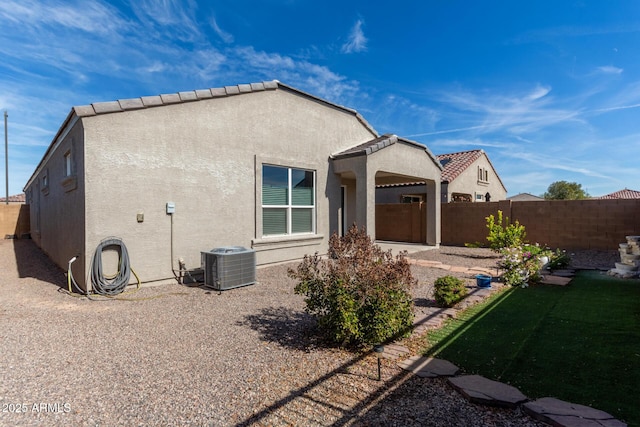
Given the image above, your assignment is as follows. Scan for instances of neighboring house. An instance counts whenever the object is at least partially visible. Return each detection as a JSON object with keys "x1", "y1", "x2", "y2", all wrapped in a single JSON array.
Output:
[
  {"x1": 596, "y1": 188, "x2": 640, "y2": 199},
  {"x1": 438, "y1": 150, "x2": 506, "y2": 203},
  {"x1": 0, "y1": 193, "x2": 26, "y2": 203},
  {"x1": 24, "y1": 81, "x2": 442, "y2": 291},
  {"x1": 375, "y1": 149, "x2": 506, "y2": 204},
  {"x1": 507, "y1": 193, "x2": 544, "y2": 201}
]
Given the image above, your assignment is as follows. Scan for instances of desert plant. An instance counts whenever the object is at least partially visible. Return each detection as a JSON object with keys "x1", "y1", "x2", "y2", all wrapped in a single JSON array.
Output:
[
  {"x1": 486, "y1": 210, "x2": 526, "y2": 251},
  {"x1": 434, "y1": 275, "x2": 468, "y2": 307},
  {"x1": 548, "y1": 248, "x2": 571, "y2": 270},
  {"x1": 289, "y1": 225, "x2": 416, "y2": 348}
]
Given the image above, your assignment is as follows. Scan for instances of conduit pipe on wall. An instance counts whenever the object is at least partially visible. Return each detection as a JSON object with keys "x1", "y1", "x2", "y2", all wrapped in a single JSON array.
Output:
[{"x1": 169, "y1": 206, "x2": 200, "y2": 285}]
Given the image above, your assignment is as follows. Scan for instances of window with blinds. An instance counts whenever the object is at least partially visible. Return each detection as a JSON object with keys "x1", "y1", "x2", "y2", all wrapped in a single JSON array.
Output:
[{"x1": 262, "y1": 165, "x2": 315, "y2": 236}]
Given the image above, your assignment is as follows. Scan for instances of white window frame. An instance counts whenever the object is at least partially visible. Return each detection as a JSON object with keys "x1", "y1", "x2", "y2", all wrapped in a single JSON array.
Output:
[{"x1": 262, "y1": 165, "x2": 316, "y2": 237}]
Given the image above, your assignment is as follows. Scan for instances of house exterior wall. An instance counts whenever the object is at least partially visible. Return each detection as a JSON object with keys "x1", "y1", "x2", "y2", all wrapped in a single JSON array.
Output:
[
  {"x1": 443, "y1": 155, "x2": 506, "y2": 203},
  {"x1": 24, "y1": 119, "x2": 86, "y2": 284},
  {"x1": 78, "y1": 88, "x2": 375, "y2": 287}
]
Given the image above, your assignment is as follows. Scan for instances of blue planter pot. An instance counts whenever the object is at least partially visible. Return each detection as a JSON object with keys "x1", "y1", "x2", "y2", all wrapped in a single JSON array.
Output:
[{"x1": 476, "y1": 274, "x2": 492, "y2": 288}]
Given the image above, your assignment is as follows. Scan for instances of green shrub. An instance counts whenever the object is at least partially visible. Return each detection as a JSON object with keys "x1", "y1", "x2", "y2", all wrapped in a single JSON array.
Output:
[
  {"x1": 288, "y1": 225, "x2": 416, "y2": 348},
  {"x1": 486, "y1": 210, "x2": 526, "y2": 251},
  {"x1": 434, "y1": 275, "x2": 468, "y2": 307}
]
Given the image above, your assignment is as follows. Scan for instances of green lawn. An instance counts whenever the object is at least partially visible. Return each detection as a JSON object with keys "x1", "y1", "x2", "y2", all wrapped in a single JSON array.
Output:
[{"x1": 421, "y1": 271, "x2": 640, "y2": 426}]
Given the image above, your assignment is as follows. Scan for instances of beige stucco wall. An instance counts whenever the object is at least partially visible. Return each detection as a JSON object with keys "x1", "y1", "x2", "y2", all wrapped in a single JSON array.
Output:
[
  {"x1": 25, "y1": 118, "x2": 86, "y2": 284},
  {"x1": 443, "y1": 154, "x2": 506, "y2": 203},
  {"x1": 80, "y1": 88, "x2": 376, "y2": 287}
]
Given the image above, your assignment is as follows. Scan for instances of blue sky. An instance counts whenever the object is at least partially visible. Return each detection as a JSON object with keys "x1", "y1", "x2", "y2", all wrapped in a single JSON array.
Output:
[{"x1": 1, "y1": 0, "x2": 639, "y2": 197}]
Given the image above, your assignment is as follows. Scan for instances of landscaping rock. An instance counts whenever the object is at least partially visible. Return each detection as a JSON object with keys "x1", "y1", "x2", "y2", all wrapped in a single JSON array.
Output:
[
  {"x1": 379, "y1": 343, "x2": 410, "y2": 360},
  {"x1": 523, "y1": 397, "x2": 627, "y2": 427},
  {"x1": 397, "y1": 355, "x2": 459, "y2": 378},
  {"x1": 448, "y1": 375, "x2": 528, "y2": 408}
]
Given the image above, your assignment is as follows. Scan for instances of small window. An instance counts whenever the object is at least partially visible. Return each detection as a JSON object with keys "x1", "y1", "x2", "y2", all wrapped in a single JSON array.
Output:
[
  {"x1": 401, "y1": 195, "x2": 423, "y2": 203},
  {"x1": 478, "y1": 166, "x2": 489, "y2": 183},
  {"x1": 262, "y1": 165, "x2": 315, "y2": 236},
  {"x1": 41, "y1": 170, "x2": 50, "y2": 195},
  {"x1": 64, "y1": 150, "x2": 72, "y2": 177}
]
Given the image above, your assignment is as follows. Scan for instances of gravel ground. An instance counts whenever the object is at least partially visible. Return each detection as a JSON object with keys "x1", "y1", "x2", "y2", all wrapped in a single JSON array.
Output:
[{"x1": 0, "y1": 241, "x2": 618, "y2": 426}]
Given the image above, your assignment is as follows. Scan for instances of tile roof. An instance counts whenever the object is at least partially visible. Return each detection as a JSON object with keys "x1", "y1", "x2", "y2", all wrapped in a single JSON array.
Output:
[
  {"x1": 596, "y1": 188, "x2": 640, "y2": 199},
  {"x1": 25, "y1": 80, "x2": 380, "y2": 191},
  {"x1": 333, "y1": 134, "x2": 398, "y2": 158},
  {"x1": 0, "y1": 193, "x2": 26, "y2": 203},
  {"x1": 507, "y1": 193, "x2": 544, "y2": 201},
  {"x1": 73, "y1": 81, "x2": 281, "y2": 117},
  {"x1": 436, "y1": 150, "x2": 484, "y2": 182},
  {"x1": 332, "y1": 134, "x2": 442, "y2": 169}
]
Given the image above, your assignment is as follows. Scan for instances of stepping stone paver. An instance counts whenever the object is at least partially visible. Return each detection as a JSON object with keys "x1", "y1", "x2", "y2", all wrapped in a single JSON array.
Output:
[
  {"x1": 523, "y1": 397, "x2": 627, "y2": 427},
  {"x1": 448, "y1": 375, "x2": 528, "y2": 408},
  {"x1": 550, "y1": 269, "x2": 576, "y2": 277},
  {"x1": 397, "y1": 355, "x2": 459, "y2": 378},
  {"x1": 541, "y1": 275, "x2": 573, "y2": 286}
]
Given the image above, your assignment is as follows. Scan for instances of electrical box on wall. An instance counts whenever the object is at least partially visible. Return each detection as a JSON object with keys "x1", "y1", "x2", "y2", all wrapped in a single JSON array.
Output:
[{"x1": 166, "y1": 202, "x2": 175, "y2": 214}]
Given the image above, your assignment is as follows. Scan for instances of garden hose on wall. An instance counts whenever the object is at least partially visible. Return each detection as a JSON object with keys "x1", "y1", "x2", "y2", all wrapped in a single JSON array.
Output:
[{"x1": 90, "y1": 237, "x2": 140, "y2": 296}]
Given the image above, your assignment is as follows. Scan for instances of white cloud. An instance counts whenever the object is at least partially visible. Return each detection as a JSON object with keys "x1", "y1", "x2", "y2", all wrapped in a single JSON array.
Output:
[
  {"x1": 526, "y1": 84, "x2": 551, "y2": 101},
  {"x1": 596, "y1": 65, "x2": 623, "y2": 75},
  {"x1": 210, "y1": 15, "x2": 234, "y2": 43},
  {"x1": 341, "y1": 19, "x2": 367, "y2": 54}
]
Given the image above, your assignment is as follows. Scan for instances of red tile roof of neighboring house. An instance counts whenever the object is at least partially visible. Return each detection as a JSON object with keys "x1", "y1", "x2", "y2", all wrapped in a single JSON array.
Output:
[
  {"x1": 0, "y1": 193, "x2": 26, "y2": 203},
  {"x1": 596, "y1": 188, "x2": 640, "y2": 199},
  {"x1": 436, "y1": 150, "x2": 484, "y2": 182}
]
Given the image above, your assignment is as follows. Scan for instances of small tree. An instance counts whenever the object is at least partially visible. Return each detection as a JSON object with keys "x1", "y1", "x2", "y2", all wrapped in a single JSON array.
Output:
[
  {"x1": 289, "y1": 225, "x2": 416, "y2": 348},
  {"x1": 543, "y1": 181, "x2": 589, "y2": 200},
  {"x1": 485, "y1": 210, "x2": 526, "y2": 252}
]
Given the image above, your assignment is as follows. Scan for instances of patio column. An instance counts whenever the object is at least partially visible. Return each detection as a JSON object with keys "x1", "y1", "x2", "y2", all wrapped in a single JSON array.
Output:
[
  {"x1": 425, "y1": 179, "x2": 440, "y2": 246},
  {"x1": 354, "y1": 166, "x2": 376, "y2": 239}
]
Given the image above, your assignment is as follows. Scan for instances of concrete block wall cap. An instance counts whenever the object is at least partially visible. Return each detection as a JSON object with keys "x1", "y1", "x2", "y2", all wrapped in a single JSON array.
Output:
[
  {"x1": 92, "y1": 101, "x2": 122, "y2": 114},
  {"x1": 160, "y1": 93, "x2": 181, "y2": 104},
  {"x1": 141, "y1": 95, "x2": 163, "y2": 107}
]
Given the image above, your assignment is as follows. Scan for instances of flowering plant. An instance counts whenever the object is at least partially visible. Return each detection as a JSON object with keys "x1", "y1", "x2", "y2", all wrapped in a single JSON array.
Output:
[{"x1": 499, "y1": 244, "x2": 552, "y2": 288}]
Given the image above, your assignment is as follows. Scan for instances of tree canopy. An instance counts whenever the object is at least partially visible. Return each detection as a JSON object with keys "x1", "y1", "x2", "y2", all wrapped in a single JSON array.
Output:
[{"x1": 543, "y1": 181, "x2": 590, "y2": 200}]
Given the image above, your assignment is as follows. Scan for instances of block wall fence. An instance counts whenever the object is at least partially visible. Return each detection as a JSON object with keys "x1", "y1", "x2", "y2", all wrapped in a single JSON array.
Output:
[
  {"x1": 441, "y1": 199, "x2": 640, "y2": 250},
  {"x1": 0, "y1": 204, "x2": 30, "y2": 238}
]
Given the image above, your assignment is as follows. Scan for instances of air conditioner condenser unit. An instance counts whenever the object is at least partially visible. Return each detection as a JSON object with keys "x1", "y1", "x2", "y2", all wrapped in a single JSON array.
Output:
[{"x1": 201, "y1": 246, "x2": 256, "y2": 291}]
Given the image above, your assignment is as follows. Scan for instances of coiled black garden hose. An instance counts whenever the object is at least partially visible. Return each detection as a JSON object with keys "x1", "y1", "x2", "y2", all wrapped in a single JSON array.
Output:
[{"x1": 90, "y1": 237, "x2": 136, "y2": 296}]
